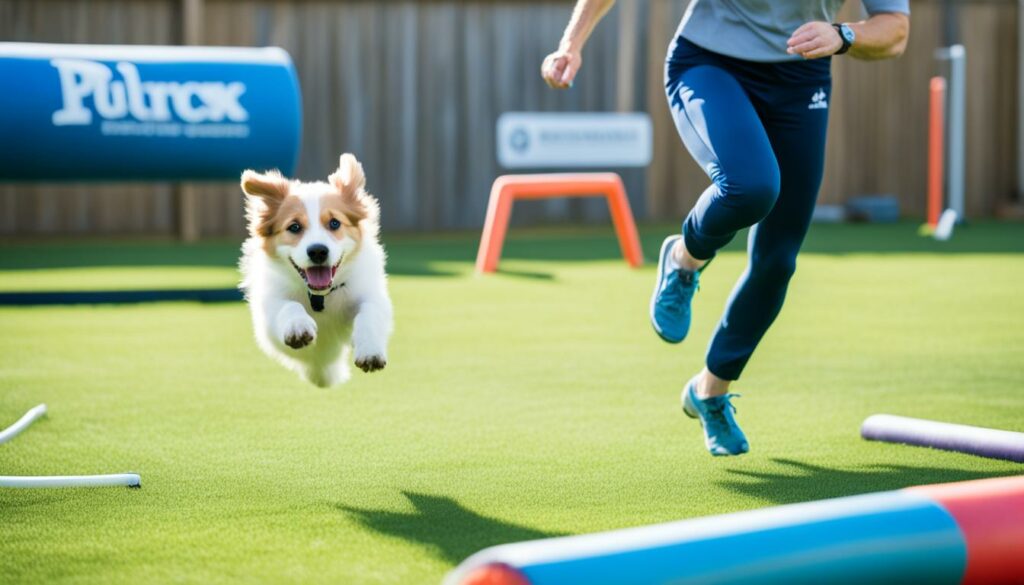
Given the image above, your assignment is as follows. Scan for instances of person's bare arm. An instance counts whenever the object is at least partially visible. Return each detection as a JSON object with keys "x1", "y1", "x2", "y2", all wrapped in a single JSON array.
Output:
[
  {"x1": 541, "y1": 0, "x2": 616, "y2": 89},
  {"x1": 786, "y1": 13, "x2": 910, "y2": 61}
]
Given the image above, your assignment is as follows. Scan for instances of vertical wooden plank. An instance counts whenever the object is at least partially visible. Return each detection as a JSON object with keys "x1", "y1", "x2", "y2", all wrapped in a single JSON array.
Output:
[
  {"x1": 176, "y1": 0, "x2": 204, "y2": 241},
  {"x1": 1017, "y1": 0, "x2": 1024, "y2": 203},
  {"x1": 182, "y1": 0, "x2": 202, "y2": 45},
  {"x1": 460, "y1": 3, "x2": 495, "y2": 229},
  {"x1": 615, "y1": 0, "x2": 638, "y2": 113},
  {"x1": 645, "y1": 0, "x2": 673, "y2": 220},
  {"x1": 0, "y1": 188, "x2": 15, "y2": 234}
]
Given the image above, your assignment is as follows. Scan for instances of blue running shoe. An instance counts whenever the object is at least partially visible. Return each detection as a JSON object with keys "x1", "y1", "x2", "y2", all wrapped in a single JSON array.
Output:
[
  {"x1": 682, "y1": 376, "x2": 749, "y2": 456},
  {"x1": 650, "y1": 235, "x2": 699, "y2": 344}
]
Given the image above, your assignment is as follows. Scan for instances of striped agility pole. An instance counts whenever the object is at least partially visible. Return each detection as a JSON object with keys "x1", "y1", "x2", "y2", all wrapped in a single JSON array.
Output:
[{"x1": 445, "y1": 475, "x2": 1024, "y2": 585}]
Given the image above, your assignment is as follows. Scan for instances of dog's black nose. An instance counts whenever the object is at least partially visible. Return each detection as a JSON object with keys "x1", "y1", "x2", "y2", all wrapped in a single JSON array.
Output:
[{"x1": 307, "y1": 244, "x2": 329, "y2": 264}]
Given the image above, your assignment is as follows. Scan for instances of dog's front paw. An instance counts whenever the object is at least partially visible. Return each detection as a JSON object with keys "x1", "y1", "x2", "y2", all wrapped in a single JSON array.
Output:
[
  {"x1": 354, "y1": 352, "x2": 387, "y2": 373},
  {"x1": 283, "y1": 315, "x2": 317, "y2": 349}
]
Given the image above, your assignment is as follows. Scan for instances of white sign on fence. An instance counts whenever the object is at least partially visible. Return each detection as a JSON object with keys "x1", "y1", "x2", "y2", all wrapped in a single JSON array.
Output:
[{"x1": 496, "y1": 112, "x2": 652, "y2": 169}]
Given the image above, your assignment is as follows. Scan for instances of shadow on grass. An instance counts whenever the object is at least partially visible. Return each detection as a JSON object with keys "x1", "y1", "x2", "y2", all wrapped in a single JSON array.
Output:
[
  {"x1": 0, "y1": 239, "x2": 467, "y2": 278},
  {"x1": 491, "y1": 222, "x2": 1024, "y2": 263},
  {"x1": 495, "y1": 268, "x2": 555, "y2": 281},
  {"x1": 336, "y1": 491, "x2": 564, "y2": 565},
  {"x1": 0, "y1": 494, "x2": 65, "y2": 510},
  {"x1": 718, "y1": 457, "x2": 1020, "y2": 505},
  {"x1": 2, "y1": 223, "x2": 1020, "y2": 277},
  {"x1": 0, "y1": 241, "x2": 243, "y2": 270}
]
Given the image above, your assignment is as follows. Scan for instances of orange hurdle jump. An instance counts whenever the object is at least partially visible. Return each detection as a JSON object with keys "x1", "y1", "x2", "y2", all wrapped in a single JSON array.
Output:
[{"x1": 475, "y1": 173, "x2": 644, "y2": 273}]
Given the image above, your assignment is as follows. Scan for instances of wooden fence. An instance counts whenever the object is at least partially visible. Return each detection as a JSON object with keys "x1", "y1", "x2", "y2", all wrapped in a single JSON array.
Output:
[{"x1": 0, "y1": 0, "x2": 1019, "y2": 238}]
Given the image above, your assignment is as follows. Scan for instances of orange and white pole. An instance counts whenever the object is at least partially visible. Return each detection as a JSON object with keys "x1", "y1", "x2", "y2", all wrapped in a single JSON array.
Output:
[{"x1": 927, "y1": 76, "x2": 947, "y2": 230}]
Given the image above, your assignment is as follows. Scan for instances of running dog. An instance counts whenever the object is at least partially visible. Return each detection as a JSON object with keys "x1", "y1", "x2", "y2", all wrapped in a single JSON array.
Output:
[{"x1": 239, "y1": 154, "x2": 392, "y2": 387}]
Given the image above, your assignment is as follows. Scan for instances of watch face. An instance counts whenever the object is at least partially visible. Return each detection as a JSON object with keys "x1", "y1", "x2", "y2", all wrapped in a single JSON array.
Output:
[{"x1": 841, "y1": 25, "x2": 856, "y2": 44}]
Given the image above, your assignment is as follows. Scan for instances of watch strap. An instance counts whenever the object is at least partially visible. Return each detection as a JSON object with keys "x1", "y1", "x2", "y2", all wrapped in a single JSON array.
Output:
[{"x1": 832, "y1": 23, "x2": 852, "y2": 55}]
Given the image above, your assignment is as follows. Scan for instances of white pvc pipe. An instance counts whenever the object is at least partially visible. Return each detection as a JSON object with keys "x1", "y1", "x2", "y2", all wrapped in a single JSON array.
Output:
[
  {"x1": 0, "y1": 474, "x2": 141, "y2": 488},
  {"x1": 947, "y1": 44, "x2": 966, "y2": 222},
  {"x1": 0, "y1": 403, "x2": 47, "y2": 445},
  {"x1": 2, "y1": 403, "x2": 142, "y2": 489},
  {"x1": 934, "y1": 208, "x2": 958, "y2": 241}
]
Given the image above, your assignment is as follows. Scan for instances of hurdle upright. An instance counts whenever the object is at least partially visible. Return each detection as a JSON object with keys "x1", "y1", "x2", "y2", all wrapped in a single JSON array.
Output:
[{"x1": 475, "y1": 173, "x2": 643, "y2": 273}]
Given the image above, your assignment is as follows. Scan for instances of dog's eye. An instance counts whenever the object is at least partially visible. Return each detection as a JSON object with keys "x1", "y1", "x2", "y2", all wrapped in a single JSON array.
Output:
[
  {"x1": 287, "y1": 222, "x2": 302, "y2": 234},
  {"x1": 328, "y1": 218, "x2": 342, "y2": 230}
]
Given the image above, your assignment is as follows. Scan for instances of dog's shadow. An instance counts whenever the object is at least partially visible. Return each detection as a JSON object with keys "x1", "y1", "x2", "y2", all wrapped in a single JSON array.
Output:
[{"x1": 335, "y1": 491, "x2": 564, "y2": 565}]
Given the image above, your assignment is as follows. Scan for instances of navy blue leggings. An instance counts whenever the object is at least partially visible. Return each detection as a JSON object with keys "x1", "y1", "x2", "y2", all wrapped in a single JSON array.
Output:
[{"x1": 665, "y1": 37, "x2": 832, "y2": 380}]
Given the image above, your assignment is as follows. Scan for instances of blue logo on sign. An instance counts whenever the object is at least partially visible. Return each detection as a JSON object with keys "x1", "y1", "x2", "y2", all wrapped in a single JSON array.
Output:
[{"x1": 509, "y1": 127, "x2": 530, "y2": 153}]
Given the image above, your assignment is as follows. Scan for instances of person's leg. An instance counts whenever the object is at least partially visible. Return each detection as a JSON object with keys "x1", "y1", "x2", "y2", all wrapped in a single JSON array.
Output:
[
  {"x1": 666, "y1": 65, "x2": 782, "y2": 263},
  {"x1": 704, "y1": 82, "x2": 832, "y2": 384},
  {"x1": 652, "y1": 56, "x2": 782, "y2": 344},
  {"x1": 658, "y1": 51, "x2": 794, "y2": 456}
]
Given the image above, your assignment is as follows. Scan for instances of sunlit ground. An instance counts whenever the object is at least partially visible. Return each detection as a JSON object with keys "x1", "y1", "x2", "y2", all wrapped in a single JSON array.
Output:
[{"x1": 2, "y1": 222, "x2": 1022, "y2": 584}]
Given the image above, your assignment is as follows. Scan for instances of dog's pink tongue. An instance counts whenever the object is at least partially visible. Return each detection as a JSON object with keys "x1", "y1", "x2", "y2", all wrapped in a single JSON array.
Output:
[{"x1": 305, "y1": 266, "x2": 333, "y2": 290}]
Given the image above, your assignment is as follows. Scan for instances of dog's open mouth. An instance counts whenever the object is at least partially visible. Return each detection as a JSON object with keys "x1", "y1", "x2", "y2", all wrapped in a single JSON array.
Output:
[{"x1": 291, "y1": 258, "x2": 341, "y2": 292}]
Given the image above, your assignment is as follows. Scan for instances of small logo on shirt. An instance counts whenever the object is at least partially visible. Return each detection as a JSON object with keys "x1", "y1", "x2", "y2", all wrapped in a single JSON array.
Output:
[{"x1": 808, "y1": 89, "x2": 828, "y2": 110}]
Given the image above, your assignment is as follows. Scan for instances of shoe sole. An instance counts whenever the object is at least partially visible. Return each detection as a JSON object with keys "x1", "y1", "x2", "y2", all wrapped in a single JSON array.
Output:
[
  {"x1": 681, "y1": 383, "x2": 698, "y2": 419},
  {"x1": 650, "y1": 235, "x2": 685, "y2": 344}
]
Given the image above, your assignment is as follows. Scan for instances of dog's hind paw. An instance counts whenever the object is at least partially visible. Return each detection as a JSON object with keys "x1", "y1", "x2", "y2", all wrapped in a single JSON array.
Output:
[
  {"x1": 355, "y1": 354, "x2": 387, "y2": 373},
  {"x1": 283, "y1": 315, "x2": 317, "y2": 349}
]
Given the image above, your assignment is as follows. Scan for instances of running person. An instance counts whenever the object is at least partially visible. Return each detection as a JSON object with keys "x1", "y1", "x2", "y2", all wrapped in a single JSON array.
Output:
[{"x1": 542, "y1": 1, "x2": 909, "y2": 456}]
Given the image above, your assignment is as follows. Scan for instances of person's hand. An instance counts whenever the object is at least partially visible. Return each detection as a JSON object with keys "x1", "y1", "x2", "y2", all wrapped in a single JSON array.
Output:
[
  {"x1": 541, "y1": 48, "x2": 582, "y2": 89},
  {"x1": 786, "y1": 21, "x2": 844, "y2": 59}
]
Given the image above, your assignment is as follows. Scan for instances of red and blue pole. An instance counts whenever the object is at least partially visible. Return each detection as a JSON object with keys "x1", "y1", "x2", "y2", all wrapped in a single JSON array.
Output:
[
  {"x1": 447, "y1": 476, "x2": 1024, "y2": 585},
  {"x1": 909, "y1": 476, "x2": 1024, "y2": 584}
]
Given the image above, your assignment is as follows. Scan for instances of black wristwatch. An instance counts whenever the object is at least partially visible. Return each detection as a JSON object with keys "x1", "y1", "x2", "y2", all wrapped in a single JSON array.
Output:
[{"x1": 833, "y1": 23, "x2": 855, "y2": 55}]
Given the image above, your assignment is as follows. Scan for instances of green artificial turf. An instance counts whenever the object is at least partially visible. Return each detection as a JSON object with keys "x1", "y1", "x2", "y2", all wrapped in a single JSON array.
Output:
[{"x1": 1, "y1": 222, "x2": 1022, "y2": 584}]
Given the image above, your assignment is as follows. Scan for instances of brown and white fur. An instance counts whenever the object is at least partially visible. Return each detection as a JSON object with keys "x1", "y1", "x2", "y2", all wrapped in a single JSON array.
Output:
[{"x1": 239, "y1": 154, "x2": 393, "y2": 388}]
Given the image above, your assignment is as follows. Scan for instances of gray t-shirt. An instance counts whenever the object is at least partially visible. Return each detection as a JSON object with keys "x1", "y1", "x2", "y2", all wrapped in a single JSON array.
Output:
[{"x1": 679, "y1": 0, "x2": 910, "y2": 62}]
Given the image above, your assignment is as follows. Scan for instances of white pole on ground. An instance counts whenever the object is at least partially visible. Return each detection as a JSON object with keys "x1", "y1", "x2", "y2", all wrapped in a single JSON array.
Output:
[
  {"x1": 0, "y1": 474, "x2": 141, "y2": 488},
  {"x1": 935, "y1": 208, "x2": 958, "y2": 241},
  {"x1": 1, "y1": 403, "x2": 142, "y2": 489},
  {"x1": 0, "y1": 404, "x2": 47, "y2": 445},
  {"x1": 947, "y1": 44, "x2": 967, "y2": 222}
]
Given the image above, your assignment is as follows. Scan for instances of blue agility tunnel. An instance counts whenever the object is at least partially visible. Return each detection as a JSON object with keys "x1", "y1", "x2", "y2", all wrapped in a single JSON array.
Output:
[{"x1": 0, "y1": 42, "x2": 301, "y2": 180}]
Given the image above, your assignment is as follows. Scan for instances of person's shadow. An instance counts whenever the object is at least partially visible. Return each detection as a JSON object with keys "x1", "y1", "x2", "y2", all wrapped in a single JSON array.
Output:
[
  {"x1": 336, "y1": 491, "x2": 565, "y2": 565},
  {"x1": 717, "y1": 458, "x2": 1021, "y2": 505},
  {"x1": 337, "y1": 463, "x2": 1020, "y2": 565}
]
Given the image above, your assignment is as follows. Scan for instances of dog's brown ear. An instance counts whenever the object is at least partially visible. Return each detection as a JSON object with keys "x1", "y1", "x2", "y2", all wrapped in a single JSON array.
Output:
[
  {"x1": 241, "y1": 169, "x2": 290, "y2": 200},
  {"x1": 328, "y1": 154, "x2": 370, "y2": 225},
  {"x1": 241, "y1": 170, "x2": 290, "y2": 237}
]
